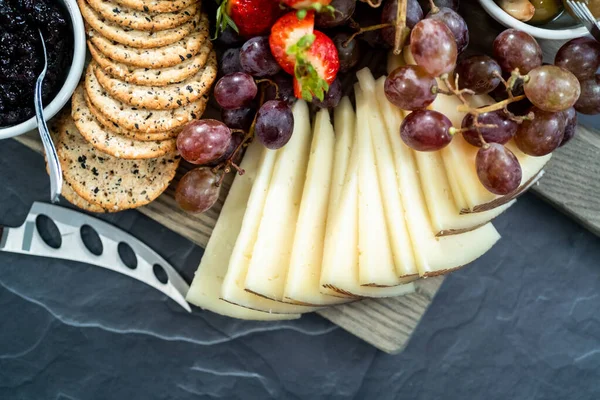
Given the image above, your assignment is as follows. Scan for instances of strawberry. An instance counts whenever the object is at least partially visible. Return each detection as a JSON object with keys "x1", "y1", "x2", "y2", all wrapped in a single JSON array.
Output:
[
  {"x1": 292, "y1": 31, "x2": 339, "y2": 102},
  {"x1": 216, "y1": 0, "x2": 281, "y2": 38},
  {"x1": 269, "y1": 11, "x2": 315, "y2": 75},
  {"x1": 282, "y1": 0, "x2": 332, "y2": 10}
]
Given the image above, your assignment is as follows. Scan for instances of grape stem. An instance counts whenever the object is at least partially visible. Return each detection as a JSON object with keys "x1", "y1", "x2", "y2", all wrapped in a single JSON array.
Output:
[
  {"x1": 361, "y1": 0, "x2": 383, "y2": 7},
  {"x1": 393, "y1": 0, "x2": 409, "y2": 55},
  {"x1": 456, "y1": 95, "x2": 527, "y2": 114},
  {"x1": 255, "y1": 78, "x2": 279, "y2": 100},
  {"x1": 428, "y1": 0, "x2": 440, "y2": 14},
  {"x1": 344, "y1": 23, "x2": 393, "y2": 47}
]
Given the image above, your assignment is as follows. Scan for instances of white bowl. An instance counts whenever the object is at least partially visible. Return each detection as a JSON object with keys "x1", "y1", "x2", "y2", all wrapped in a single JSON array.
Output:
[
  {"x1": 0, "y1": 0, "x2": 86, "y2": 140},
  {"x1": 478, "y1": 0, "x2": 589, "y2": 40}
]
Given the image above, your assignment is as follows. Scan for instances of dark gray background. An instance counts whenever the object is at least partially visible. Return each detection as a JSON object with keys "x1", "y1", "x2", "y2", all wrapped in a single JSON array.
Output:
[{"x1": 1, "y1": 124, "x2": 600, "y2": 400}]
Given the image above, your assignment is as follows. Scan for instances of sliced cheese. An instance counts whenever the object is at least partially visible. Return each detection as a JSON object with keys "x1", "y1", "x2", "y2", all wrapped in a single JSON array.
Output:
[
  {"x1": 320, "y1": 98, "x2": 359, "y2": 299},
  {"x1": 432, "y1": 91, "x2": 552, "y2": 213},
  {"x1": 320, "y1": 101, "x2": 415, "y2": 298},
  {"x1": 244, "y1": 101, "x2": 319, "y2": 305},
  {"x1": 186, "y1": 141, "x2": 299, "y2": 320},
  {"x1": 356, "y1": 84, "x2": 402, "y2": 287},
  {"x1": 387, "y1": 51, "x2": 406, "y2": 73},
  {"x1": 284, "y1": 110, "x2": 350, "y2": 306},
  {"x1": 356, "y1": 69, "x2": 418, "y2": 279},
  {"x1": 374, "y1": 76, "x2": 501, "y2": 276}
]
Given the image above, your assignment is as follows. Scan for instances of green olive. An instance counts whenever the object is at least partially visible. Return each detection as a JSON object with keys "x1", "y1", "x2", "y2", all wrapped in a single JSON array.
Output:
[
  {"x1": 563, "y1": 0, "x2": 600, "y2": 19},
  {"x1": 530, "y1": 0, "x2": 564, "y2": 24}
]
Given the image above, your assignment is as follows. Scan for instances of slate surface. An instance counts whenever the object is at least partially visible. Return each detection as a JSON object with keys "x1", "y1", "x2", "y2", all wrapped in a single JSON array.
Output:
[{"x1": 1, "y1": 139, "x2": 600, "y2": 399}]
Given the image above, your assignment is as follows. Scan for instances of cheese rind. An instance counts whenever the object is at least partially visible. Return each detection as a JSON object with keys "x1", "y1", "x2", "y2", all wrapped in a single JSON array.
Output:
[
  {"x1": 186, "y1": 141, "x2": 299, "y2": 320},
  {"x1": 284, "y1": 110, "x2": 350, "y2": 306},
  {"x1": 374, "y1": 77, "x2": 501, "y2": 276},
  {"x1": 244, "y1": 101, "x2": 320, "y2": 308},
  {"x1": 357, "y1": 69, "x2": 418, "y2": 279}
]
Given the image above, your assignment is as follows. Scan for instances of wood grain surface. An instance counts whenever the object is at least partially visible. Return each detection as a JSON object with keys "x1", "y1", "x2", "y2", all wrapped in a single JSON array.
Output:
[{"x1": 12, "y1": 1, "x2": 600, "y2": 353}]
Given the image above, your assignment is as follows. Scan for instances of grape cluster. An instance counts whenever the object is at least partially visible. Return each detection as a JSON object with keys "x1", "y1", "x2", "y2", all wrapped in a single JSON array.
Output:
[{"x1": 384, "y1": 14, "x2": 587, "y2": 196}]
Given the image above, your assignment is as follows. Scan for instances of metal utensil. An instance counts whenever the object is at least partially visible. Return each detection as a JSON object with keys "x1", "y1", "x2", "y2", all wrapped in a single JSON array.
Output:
[
  {"x1": 35, "y1": 29, "x2": 63, "y2": 203},
  {"x1": 0, "y1": 202, "x2": 191, "y2": 312},
  {"x1": 567, "y1": 0, "x2": 600, "y2": 42}
]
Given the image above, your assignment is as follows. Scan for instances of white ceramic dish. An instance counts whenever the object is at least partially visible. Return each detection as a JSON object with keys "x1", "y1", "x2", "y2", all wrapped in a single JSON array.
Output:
[
  {"x1": 478, "y1": 0, "x2": 589, "y2": 40},
  {"x1": 0, "y1": 0, "x2": 86, "y2": 140}
]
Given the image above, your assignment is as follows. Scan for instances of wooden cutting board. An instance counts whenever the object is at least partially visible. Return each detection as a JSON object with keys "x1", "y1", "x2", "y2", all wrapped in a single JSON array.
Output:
[{"x1": 12, "y1": 2, "x2": 600, "y2": 353}]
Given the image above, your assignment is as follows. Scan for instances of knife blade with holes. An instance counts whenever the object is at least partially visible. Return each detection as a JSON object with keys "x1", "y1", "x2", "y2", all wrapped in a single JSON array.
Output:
[{"x1": 0, "y1": 202, "x2": 191, "y2": 312}]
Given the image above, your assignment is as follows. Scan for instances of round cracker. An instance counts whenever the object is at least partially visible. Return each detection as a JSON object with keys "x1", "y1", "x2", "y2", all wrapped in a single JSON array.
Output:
[
  {"x1": 94, "y1": 50, "x2": 216, "y2": 110},
  {"x1": 84, "y1": 92, "x2": 181, "y2": 141},
  {"x1": 88, "y1": 40, "x2": 212, "y2": 86},
  {"x1": 62, "y1": 181, "x2": 111, "y2": 213},
  {"x1": 86, "y1": 0, "x2": 199, "y2": 31},
  {"x1": 88, "y1": 15, "x2": 209, "y2": 68},
  {"x1": 85, "y1": 62, "x2": 209, "y2": 133},
  {"x1": 72, "y1": 86, "x2": 177, "y2": 159},
  {"x1": 57, "y1": 116, "x2": 180, "y2": 212},
  {"x1": 79, "y1": 0, "x2": 201, "y2": 49},
  {"x1": 112, "y1": 0, "x2": 198, "y2": 13}
]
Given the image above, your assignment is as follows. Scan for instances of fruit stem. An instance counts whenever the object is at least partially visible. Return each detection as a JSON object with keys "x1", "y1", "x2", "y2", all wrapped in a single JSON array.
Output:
[
  {"x1": 393, "y1": 0, "x2": 410, "y2": 55},
  {"x1": 363, "y1": 0, "x2": 383, "y2": 7},
  {"x1": 256, "y1": 78, "x2": 279, "y2": 100},
  {"x1": 344, "y1": 23, "x2": 393, "y2": 46},
  {"x1": 457, "y1": 95, "x2": 527, "y2": 114},
  {"x1": 428, "y1": 0, "x2": 440, "y2": 14}
]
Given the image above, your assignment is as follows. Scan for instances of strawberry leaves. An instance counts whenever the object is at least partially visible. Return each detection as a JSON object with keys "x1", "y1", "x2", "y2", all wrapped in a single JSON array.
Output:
[{"x1": 214, "y1": 0, "x2": 239, "y2": 39}]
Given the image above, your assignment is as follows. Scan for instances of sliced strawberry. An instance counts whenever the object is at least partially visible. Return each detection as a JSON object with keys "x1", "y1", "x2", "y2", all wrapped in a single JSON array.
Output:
[
  {"x1": 292, "y1": 30, "x2": 339, "y2": 101},
  {"x1": 269, "y1": 11, "x2": 315, "y2": 75},
  {"x1": 216, "y1": 0, "x2": 281, "y2": 38},
  {"x1": 282, "y1": 0, "x2": 332, "y2": 10}
]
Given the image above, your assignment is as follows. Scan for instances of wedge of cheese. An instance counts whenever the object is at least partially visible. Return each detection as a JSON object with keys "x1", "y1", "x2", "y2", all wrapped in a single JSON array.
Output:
[
  {"x1": 357, "y1": 69, "x2": 418, "y2": 280},
  {"x1": 319, "y1": 98, "x2": 359, "y2": 299},
  {"x1": 320, "y1": 99, "x2": 415, "y2": 297},
  {"x1": 374, "y1": 77, "x2": 501, "y2": 276},
  {"x1": 432, "y1": 91, "x2": 552, "y2": 213},
  {"x1": 244, "y1": 101, "x2": 320, "y2": 305},
  {"x1": 221, "y1": 103, "x2": 319, "y2": 314},
  {"x1": 186, "y1": 140, "x2": 299, "y2": 320},
  {"x1": 283, "y1": 110, "x2": 351, "y2": 306}
]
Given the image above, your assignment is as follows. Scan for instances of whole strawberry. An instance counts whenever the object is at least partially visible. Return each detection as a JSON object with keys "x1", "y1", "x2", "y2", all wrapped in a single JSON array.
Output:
[{"x1": 216, "y1": 0, "x2": 281, "y2": 38}]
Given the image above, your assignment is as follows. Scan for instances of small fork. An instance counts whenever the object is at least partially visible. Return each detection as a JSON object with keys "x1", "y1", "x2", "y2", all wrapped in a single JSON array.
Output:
[{"x1": 567, "y1": 0, "x2": 600, "y2": 42}]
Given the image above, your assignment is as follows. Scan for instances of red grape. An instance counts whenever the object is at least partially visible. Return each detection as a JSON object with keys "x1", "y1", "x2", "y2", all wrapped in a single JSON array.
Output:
[
  {"x1": 381, "y1": 0, "x2": 424, "y2": 47},
  {"x1": 461, "y1": 110, "x2": 518, "y2": 147},
  {"x1": 400, "y1": 110, "x2": 453, "y2": 151},
  {"x1": 333, "y1": 32, "x2": 361, "y2": 72},
  {"x1": 313, "y1": 78, "x2": 342, "y2": 109},
  {"x1": 559, "y1": 107, "x2": 577, "y2": 147},
  {"x1": 240, "y1": 36, "x2": 281, "y2": 77},
  {"x1": 476, "y1": 143, "x2": 522, "y2": 195},
  {"x1": 316, "y1": 0, "x2": 356, "y2": 28},
  {"x1": 216, "y1": 26, "x2": 243, "y2": 47},
  {"x1": 455, "y1": 55, "x2": 502, "y2": 94},
  {"x1": 574, "y1": 75, "x2": 600, "y2": 115},
  {"x1": 514, "y1": 107, "x2": 566, "y2": 156},
  {"x1": 523, "y1": 65, "x2": 581, "y2": 112},
  {"x1": 418, "y1": 0, "x2": 459, "y2": 13},
  {"x1": 264, "y1": 73, "x2": 296, "y2": 106},
  {"x1": 255, "y1": 100, "x2": 294, "y2": 149},
  {"x1": 222, "y1": 107, "x2": 256, "y2": 131},
  {"x1": 175, "y1": 168, "x2": 221, "y2": 214},
  {"x1": 410, "y1": 19, "x2": 457, "y2": 77},
  {"x1": 177, "y1": 120, "x2": 232, "y2": 165},
  {"x1": 214, "y1": 72, "x2": 258, "y2": 110},
  {"x1": 555, "y1": 37, "x2": 600, "y2": 80},
  {"x1": 384, "y1": 65, "x2": 438, "y2": 110},
  {"x1": 206, "y1": 132, "x2": 245, "y2": 167},
  {"x1": 220, "y1": 48, "x2": 242, "y2": 76},
  {"x1": 493, "y1": 29, "x2": 543, "y2": 74},
  {"x1": 426, "y1": 7, "x2": 469, "y2": 54}
]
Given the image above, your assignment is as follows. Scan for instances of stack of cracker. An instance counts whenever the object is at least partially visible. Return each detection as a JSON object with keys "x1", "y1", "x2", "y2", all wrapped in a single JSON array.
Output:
[{"x1": 54, "y1": 0, "x2": 217, "y2": 213}]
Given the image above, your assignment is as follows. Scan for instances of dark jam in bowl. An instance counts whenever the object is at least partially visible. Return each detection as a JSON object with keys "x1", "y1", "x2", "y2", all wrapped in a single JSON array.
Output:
[{"x1": 0, "y1": 0, "x2": 73, "y2": 127}]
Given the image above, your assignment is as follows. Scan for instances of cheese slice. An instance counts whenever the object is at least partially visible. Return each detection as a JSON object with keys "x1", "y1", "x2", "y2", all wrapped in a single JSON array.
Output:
[
  {"x1": 374, "y1": 76, "x2": 501, "y2": 276},
  {"x1": 320, "y1": 101, "x2": 415, "y2": 298},
  {"x1": 387, "y1": 51, "x2": 406, "y2": 73},
  {"x1": 432, "y1": 91, "x2": 552, "y2": 213},
  {"x1": 283, "y1": 110, "x2": 351, "y2": 306},
  {"x1": 221, "y1": 104, "x2": 318, "y2": 314},
  {"x1": 356, "y1": 85, "x2": 403, "y2": 287},
  {"x1": 357, "y1": 69, "x2": 418, "y2": 279},
  {"x1": 244, "y1": 101, "x2": 319, "y2": 305},
  {"x1": 320, "y1": 98, "x2": 359, "y2": 299},
  {"x1": 186, "y1": 141, "x2": 299, "y2": 320}
]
